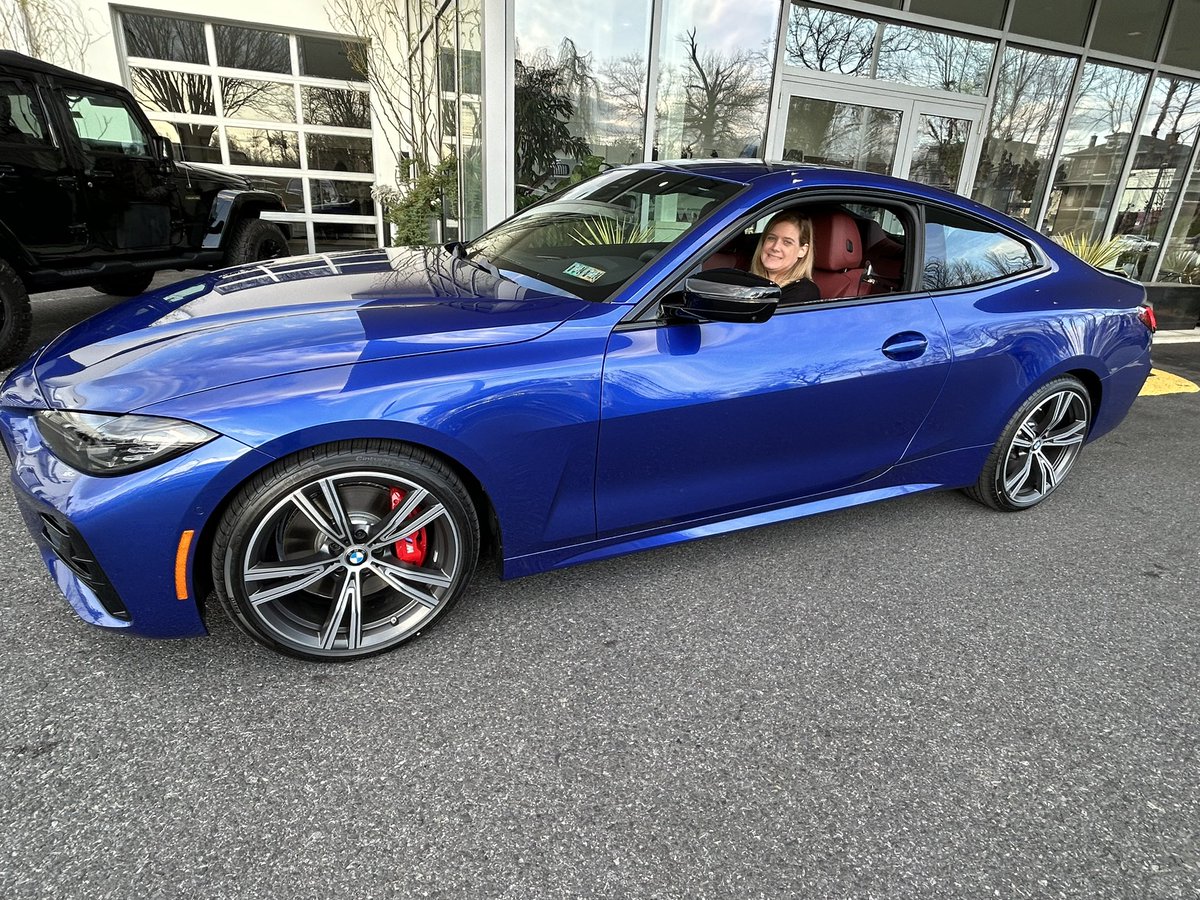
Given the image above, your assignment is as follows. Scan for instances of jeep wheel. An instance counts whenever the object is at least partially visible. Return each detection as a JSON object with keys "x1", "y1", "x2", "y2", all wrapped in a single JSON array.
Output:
[
  {"x1": 0, "y1": 259, "x2": 33, "y2": 368},
  {"x1": 92, "y1": 271, "x2": 155, "y2": 297},
  {"x1": 224, "y1": 219, "x2": 290, "y2": 267}
]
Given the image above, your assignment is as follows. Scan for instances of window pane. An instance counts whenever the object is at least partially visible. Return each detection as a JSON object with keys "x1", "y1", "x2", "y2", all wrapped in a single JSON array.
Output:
[
  {"x1": 874, "y1": 24, "x2": 994, "y2": 95},
  {"x1": 781, "y1": 96, "x2": 901, "y2": 174},
  {"x1": 785, "y1": 5, "x2": 878, "y2": 76},
  {"x1": 785, "y1": 4, "x2": 994, "y2": 95},
  {"x1": 122, "y1": 12, "x2": 207, "y2": 65},
  {"x1": 0, "y1": 80, "x2": 50, "y2": 144},
  {"x1": 972, "y1": 46, "x2": 1077, "y2": 224},
  {"x1": 909, "y1": 0, "x2": 1005, "y2": 30},
  {"x1": 240, "y1": 174, "x2": 305, "y2": 211},
  {"x1": 1044, "y1": 63, "x2": 1149, "y2": 242},
  {"x1": 1163, "y1": 0, "x2": 1200, "y2": 69},
  {"x1": 299, "y1": 36, "x2": 366, "y2": 82},
  {"x1": 514, "y1": 0, "x2": 655, "y2": 208},
  {"x1": 306, "y1": 133, "x2": 373, "y2": 172},
  {"x1": 309, "y1": 179, "x2": 375, "y2": 216},
  {"x1": 130, "y1": 67, "x2": 215, "y2": 116},
  {"x1": 923, "y1": 207, "x2": 1036, "y2": 290},
  {"x1": 302, "y1": 87, "x2": 370, "y2": 128},
  {"x1": 1090, "y1": 0, "x2": 1169, "y2": 62},
  {"x1": 65, "y1": 91, "x2": 151, "y2": 156},
  {"x1": 1158, "y1": 164, "x2": 1200, "y2": 283},
  {"x1": 214, "y1": 24, "x2": 291, "y2": 74},
  {"x1": 909, "y1": 114, "x2": 972, "y2": 192},
  {"x1": 226, "y1": 126, "x2": 300, "y2": 167},
  {"x1": 151, "y1": 119, "x2": 221, "y2": 164},
  {"x1": 1009, "y1": 0, "x2": 1092, "y2": 46},
  {"x1": 314, "y1": 221, "x2": 378, "y2": 253},
  {"x1": 222, "y1": 78, "x2": 295, "y2": 123},
  {"x1": 653, "y1": 0, "x2": 776, "y2": 161},
  {"x1": 1112, "y1": 77, "x2": 1200, "y2": 280}
]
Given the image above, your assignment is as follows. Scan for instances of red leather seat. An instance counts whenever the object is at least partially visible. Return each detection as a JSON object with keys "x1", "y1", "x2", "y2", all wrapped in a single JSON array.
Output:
[{"x1": 811, "y1": 212, "x2": 867, "y2": 299}]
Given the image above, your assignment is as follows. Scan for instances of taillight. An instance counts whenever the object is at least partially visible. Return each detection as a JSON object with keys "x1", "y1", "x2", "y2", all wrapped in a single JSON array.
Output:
[{"x1": 1137, "y1": 304, "x2": 1158, "y2": 333}]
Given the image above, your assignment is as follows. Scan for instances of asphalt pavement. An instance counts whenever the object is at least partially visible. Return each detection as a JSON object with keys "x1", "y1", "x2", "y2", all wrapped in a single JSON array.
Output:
[{"x1": 0, "y1": 281, "x2": 1197, "y2": 899}]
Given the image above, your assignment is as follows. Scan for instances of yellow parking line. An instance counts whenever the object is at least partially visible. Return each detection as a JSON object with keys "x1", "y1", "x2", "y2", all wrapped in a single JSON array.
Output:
[{"x1": 1140, "y1": 368, "x2": 1200, "y2": 396}]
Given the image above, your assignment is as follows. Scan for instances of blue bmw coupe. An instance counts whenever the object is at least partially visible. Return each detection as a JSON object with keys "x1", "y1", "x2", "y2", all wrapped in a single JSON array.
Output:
[{"x1": 0, "y1": 161, "x2": 1153, "y2": 660}]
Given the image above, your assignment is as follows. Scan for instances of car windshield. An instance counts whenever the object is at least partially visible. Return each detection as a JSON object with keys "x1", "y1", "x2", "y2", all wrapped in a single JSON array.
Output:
[{"x1": 467, "y1": 168, "x2": 744, "y2": 301}]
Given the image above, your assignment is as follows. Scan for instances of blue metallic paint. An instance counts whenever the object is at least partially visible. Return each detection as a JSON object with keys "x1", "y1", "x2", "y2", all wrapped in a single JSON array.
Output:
[{"x1": 0, "y1": 162, "x2": 1152, "y2": 642}]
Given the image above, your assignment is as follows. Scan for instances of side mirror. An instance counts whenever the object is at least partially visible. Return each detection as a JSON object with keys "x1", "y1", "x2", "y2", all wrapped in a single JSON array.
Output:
[
  {"x1": 152, "y1": 134, "x2": 175, "y2": 165},
  {"x1": 663, "y1": 267, "x2": 780, "y2": 324}
]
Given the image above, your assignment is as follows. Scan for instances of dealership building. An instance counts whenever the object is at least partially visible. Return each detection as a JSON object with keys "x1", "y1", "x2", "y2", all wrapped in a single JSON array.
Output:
[{"x1": 8, "y1": 0, "x2": 1200, "y2": 322}]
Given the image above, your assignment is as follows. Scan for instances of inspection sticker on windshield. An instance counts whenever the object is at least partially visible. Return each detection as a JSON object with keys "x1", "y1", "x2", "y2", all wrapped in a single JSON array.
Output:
[{"x1": 563, "y1": 262, "x2": 606, "y2": 283}]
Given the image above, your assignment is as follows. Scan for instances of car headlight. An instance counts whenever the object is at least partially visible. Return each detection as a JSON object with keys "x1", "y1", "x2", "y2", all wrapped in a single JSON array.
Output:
[{"x1": 35, "y1": 410, "x2": 217, "y2": 476}]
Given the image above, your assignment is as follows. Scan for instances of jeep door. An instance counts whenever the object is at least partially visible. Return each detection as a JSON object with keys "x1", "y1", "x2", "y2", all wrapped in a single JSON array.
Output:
[
  {"x1": 0, "y1": 73, "x2": 87, "y2": 262},
  {"x1": 53, "y1": 81, "x2": 174, "y2": 255}
]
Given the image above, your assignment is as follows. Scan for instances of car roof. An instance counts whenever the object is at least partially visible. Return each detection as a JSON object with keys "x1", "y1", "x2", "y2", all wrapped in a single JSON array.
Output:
[{"x1": 0, "y1": 50, "x2": 127, "y2": 93}]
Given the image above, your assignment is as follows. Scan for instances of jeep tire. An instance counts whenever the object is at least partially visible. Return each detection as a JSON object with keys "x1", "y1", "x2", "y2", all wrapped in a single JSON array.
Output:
[
  {"x1": 224, "y1": 218, "x2": 289, "y2": 267},
  {"x1": 0, "y1": 259, "x2": 33, "y2": 368},
  {"x1": 92, "y1": 271, "x2": 156, "y2": 297}
]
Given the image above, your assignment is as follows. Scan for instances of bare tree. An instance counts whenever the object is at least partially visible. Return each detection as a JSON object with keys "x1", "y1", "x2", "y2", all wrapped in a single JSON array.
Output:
[
  {"x1": 679, "y1": 28, "x2": 770, "y2": 156},
  {"x1": 0, "y1": 0, "x2": 102, "y2": 69},
  {"x1": 327, "y1": 0, "x2": 444, "y2": 180}
]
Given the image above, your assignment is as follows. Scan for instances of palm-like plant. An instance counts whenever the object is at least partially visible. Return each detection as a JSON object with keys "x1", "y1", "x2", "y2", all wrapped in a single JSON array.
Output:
[
  {"x1": 1052, "y1": 233, "x2": 1125, "y2": 270},
  {"x1": 570, "y1": 217, "x2": 657, "y2": 245}
]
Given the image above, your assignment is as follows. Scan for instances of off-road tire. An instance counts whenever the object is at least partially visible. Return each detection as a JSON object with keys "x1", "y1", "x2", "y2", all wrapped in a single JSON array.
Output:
[
  {"x1": 0, "y1": 259, "x2": 33, "y2": 368},
  {"x1": 223, "y1": 218, "x2": 289, "y2": 267}
]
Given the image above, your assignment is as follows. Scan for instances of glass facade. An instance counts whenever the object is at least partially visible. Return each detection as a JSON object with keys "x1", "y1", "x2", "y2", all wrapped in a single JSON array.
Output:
[{"x1": 120, "y1": 10, "x2": 380, "y2": 255}]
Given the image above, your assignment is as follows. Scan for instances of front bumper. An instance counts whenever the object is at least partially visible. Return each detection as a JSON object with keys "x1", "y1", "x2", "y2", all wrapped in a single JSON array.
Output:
[{"x1": 1, "y1": 404, "x2": 266, "y2": 639}]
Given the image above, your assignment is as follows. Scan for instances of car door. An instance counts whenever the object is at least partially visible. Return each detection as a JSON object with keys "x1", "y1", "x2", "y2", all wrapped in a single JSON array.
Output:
[
  {"x1": 0, "y1": 73, "x2": 86, "y2": 259},
  {"x1": 53, "y1": 80, "x2": 174, "y2": 255},
  {"x1": 594, "y1": 216, "x2": 952, "y2": 537}
]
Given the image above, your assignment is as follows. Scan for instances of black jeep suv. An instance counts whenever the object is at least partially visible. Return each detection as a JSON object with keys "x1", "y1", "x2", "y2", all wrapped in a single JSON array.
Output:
[{"x1": 0, "y1": 51, "x2": 291, "y2": 366}]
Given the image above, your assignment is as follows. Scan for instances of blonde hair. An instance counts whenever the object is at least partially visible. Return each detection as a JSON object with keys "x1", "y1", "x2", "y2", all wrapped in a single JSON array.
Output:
[{"x1": 750, "y1": 212, "x2": 814, "y2": 285}]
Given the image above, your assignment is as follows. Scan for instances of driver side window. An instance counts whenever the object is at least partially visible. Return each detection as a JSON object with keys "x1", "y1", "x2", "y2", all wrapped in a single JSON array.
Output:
[{"x1": 62, "y1": 89, "x2": 151, "y2": 157}]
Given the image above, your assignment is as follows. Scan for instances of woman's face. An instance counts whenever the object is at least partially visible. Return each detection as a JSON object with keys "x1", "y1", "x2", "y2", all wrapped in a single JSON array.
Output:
[{"x1": 760, "y1": 221, "x2": 808, "y2": 280}]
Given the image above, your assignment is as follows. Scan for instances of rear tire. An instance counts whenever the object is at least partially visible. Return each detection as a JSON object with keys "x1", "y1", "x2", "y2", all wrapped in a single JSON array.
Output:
[
  {"x1": 0, "y1": 258, "x2": 32, "y2": 368},
  {"x1": 223, "y1": 218, "x2": 289, "y2": 267},
  {"x1": 212, "y1": 441, "x2": 480, "y2": 661},
  {"x1": 92, "y1": 271, "x2": 155, "y2": 297},
  {"x1": 965, "y1": 376, "x2": 1092, "y2": 511}
]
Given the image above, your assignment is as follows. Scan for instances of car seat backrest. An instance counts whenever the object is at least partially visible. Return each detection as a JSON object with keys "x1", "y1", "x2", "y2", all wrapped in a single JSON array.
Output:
[{"x1": 811, "y1": 211, "x2": 867, "y2": 299}]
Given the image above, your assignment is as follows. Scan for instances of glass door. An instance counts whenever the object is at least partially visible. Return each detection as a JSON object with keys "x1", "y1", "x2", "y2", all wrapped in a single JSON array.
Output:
[{"x1": 770, "y1": 81, "x2": 984, "y2": 195}]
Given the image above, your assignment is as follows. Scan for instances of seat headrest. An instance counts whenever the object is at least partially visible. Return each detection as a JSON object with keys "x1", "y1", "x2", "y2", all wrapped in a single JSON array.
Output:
[{"x1": 811, "y1": 212, "x2": 863, "y2": 271}]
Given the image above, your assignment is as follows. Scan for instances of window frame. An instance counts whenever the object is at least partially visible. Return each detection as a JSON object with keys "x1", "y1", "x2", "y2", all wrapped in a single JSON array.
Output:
[{"x1": 0, "y1": 76, "x2": 56, "y2": 149}]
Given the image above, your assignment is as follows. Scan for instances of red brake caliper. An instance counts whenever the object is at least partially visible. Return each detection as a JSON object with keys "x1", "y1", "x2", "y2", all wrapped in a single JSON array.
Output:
[{"x1": 388, "y1": 487, "x2": 428, "y2": 566}]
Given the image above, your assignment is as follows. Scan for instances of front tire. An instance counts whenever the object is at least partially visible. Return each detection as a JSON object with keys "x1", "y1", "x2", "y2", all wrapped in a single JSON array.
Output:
[
  {"x1": 966, "y1": 376, "x2": 1092, "y2": 511},
  {"x1": 223, "y1": 218, "x2": 290, "y2": 266},
  {"x1": 0, "y1": 258, "x2": 32, "y2": 368},
  {"x1": 213, "y1": 442, "x2": 479, "y2": 661}
]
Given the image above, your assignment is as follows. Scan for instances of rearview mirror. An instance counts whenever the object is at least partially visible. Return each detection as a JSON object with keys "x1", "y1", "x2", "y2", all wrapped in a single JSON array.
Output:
[{"x1": 663, "y1": 267, "x2": 780, "y2": 324}]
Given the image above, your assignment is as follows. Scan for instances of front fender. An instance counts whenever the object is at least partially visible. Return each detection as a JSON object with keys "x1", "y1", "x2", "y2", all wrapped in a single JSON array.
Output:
[{"x1": 202, "y1": 190, "x2": 288, "y2": 250}]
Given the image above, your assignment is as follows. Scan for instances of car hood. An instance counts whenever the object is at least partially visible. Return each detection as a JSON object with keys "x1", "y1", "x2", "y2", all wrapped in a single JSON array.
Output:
[
  {"x1": 24, "y1": 247, "x2": 594, "y2": 412},
  {"x1": 175, "y1": 161, "x2": 251, "y2": 190}
]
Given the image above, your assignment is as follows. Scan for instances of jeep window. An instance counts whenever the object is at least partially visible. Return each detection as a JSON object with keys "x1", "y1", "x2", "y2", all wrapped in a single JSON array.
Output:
[
  {"x1": 0, "y1": 80, "x2": 50, "y2": 146},
  {"x1": 63, "y1": 91, "x2": 151, "y2": 157}
]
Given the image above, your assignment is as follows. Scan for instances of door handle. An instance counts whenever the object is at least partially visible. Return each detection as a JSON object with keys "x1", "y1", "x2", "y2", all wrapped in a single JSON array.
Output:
[{"x1": 882, "y1": 331, "x2": 928, "y2": 361}]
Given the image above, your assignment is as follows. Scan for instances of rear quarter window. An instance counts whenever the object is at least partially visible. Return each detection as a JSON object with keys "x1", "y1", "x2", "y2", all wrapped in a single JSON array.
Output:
[{"x1": 923, "y1": 206, "x2": 1037, "y2": 290}]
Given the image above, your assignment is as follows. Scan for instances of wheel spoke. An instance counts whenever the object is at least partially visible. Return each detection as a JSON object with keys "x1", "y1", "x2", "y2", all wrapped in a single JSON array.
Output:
[
  {"x1": 1043, "y1": 419, "x2": 1086, "y2": 447},
  {"x1": 370, "y1": 497, "x2": 448, "y2": 550},
  {"x1": 1044, "y1": 392, "x2": 1074, "y2": 433},
  {"x1": 371, "y1": 557, "x2": 452, "y2": 589},
  {"x1": 290, "y1": 483, "x2": 350, "y2": 547},
  {"x1": 1032, "y1": 449, "x2": 1057, "y2": 496},
  {"x1": 318, "y1": 478, "x2": 355, "y2": 545},
  {"x1": 245, "y1": 557, "x2": 339, "y2": 606},
  {"x1": 320, "y1": 570, "x2": 363, "y2": 650},
  {"x1": 368, "y1": 560, "x2": 440, "y2": 609},
  {"x1": 1004, "y1": 451, "x2": 1035, "y2": 497}
]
